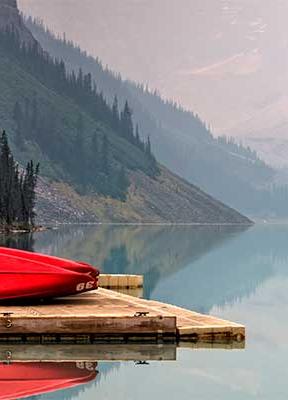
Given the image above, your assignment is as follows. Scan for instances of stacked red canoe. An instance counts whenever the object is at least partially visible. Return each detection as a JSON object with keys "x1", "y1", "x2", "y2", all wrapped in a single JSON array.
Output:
[{"x1": 0, "y1": 247, "x2": 100, "y2": 301}]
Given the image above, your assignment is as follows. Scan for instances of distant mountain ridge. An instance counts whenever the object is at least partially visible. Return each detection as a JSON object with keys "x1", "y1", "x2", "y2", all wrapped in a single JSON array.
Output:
[
  {"x1": 20, "y1": 0, "x2": 288, "y2": 172},
  {"x1": 0, "y1": 1, "x2": 251, "y2": 225},
  {"x1": 24, "y1": 16, "x2": 277, "y2": 216}
]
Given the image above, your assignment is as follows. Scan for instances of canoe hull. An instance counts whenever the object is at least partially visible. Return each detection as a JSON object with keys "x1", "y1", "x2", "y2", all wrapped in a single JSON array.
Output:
[
  {"x1": 0, "y1": 247, "x2": 99, "y2": 278},
  {"x1": 0, "y1": 248, "x2": 100, "y2": 301},
  {"x1": 0, "y1": 272, "x2": 97, "y2": 301}
]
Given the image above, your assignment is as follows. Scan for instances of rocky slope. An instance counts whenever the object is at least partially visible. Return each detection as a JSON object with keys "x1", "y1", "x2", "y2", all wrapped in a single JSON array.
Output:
[{"x1": 35, "y1": 166, "x2": 252, "y2": 225}]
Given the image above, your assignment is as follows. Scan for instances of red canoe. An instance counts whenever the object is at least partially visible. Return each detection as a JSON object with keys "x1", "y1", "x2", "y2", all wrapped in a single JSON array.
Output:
[
  {"x1": 0, "y1": 247, "x2": 99, "y2": 278},
  {"x1": 0, "y1": 248, "x2": 100, "y2": 301},
  {"x1": 0, "y1": 361, "x2": 98, "y2": 400}
]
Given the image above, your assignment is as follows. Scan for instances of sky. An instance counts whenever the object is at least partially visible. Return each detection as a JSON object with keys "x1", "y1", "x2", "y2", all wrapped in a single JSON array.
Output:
[{"x1": 17, "y1": 0, "x2": 288, "y2": 152}]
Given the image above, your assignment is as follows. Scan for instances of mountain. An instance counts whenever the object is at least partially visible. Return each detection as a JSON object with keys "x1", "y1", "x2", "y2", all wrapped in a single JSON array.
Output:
[
  {"x1": 24, "y1": 15, "x2": 278, "y2": 216},
  {"x1": 0, "y1": 0, "x2": 251, "y2": 225},
  {"x1": 19, "y1": 0, "x2": 288, "y2": 172},
  {"x1": 0, "y1": 0, "x2": 35, "y2": 44},
  {"x1": 35, "y1": 165, "x2": 251, "y2": 224},
  {"x1": 243, "y1": 137, "x2": 288, "y2": 170}
]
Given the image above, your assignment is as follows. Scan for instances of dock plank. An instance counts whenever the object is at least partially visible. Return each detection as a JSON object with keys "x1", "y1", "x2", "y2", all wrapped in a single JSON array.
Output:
[
  {"x1": 0, "y1": 289, "x2": 245, "y2": 344},
  {"x1": 96, "y1": 290, "x2": 245, "y2": 342}
]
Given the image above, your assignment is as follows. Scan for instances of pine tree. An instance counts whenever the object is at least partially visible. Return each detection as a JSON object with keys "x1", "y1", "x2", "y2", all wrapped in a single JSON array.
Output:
[
  {"x1": 135, "y1": 124, "x2": 140, "y2": 144},
  {"x1": 74, "y1": 114, "x2": 85, "y2": 181},
  {"x1": 135, "y1": 124, "x2": 145, "y2": 151},
  {"x1": 11, "y1": 164, "x2": 21, "y2": 223},
  {"x1": 0, "y1": 131, "x2": 13, "y2": 225},
  {"x1": 22, "y1": 160, "x2": 39, "y2": 227},
  {"x1": 91, "y1": 132, "x2": 99, "y2": 162},
  {"x1": 101, "y1": 134, "x2": 109, "y2": 176},
  {"x1": 112, "y1": 95, "x2": 120, "y2": 130},
  {"x1": 120, "y1": 101, "x2": 134, "y2": 141},
  {"x1": 83, "y1": 73, "x2": 92, "y2": 92},
  {"x1": 0, "y1": 131, "x2": 39, "y2": 229},
  {"x1": 145, "y1": 136, "x2": 152, "y2": 157},
  {"x1": 77, "y1": 68, "x2": 83, "y2": 90},
  {"x1": 90, "y1": 131, "x2": 99, "y2": 184},
  {"x1": 13, "y1": 101, "x2": 24, "y2": 146}
]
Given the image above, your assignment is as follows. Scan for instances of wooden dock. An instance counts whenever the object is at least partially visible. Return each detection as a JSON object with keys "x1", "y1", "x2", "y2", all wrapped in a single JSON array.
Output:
[
  {"x1": 0, "y1": 289, "x2": 245, "y2": 345},
  {"x1": 99, "y1": 274, "x2": 143, "y2": 289}
]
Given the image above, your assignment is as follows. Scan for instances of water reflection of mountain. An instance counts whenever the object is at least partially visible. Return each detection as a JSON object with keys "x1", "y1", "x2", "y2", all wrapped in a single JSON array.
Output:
[
  {"x1": 32, "y1": 225, "x2": 244, "y2": 290},
  {"x1": 32, "y1": 225, "x2": 250, "y2": 302},
  {"x1": 6, "y1": 224, "x2": 288, "y2": 315},
  {"x1": 152, "y1": 225, "x2": 288, "y2": 313}
]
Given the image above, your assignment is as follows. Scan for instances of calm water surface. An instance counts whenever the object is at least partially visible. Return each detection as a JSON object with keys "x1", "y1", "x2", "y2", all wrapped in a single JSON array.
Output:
[{"x1": 2, "y1": 224, "x2": 288, "y2": 399}]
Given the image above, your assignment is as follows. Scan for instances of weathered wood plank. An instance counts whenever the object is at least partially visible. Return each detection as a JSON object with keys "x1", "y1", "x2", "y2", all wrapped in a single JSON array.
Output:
[
  {"x1": 179, "y1": 341, "x2": 245, "y2": 350},
  {"x1": 0, "y1": 316, "x2": 176, "y2": 336},
  {"x1": 0, "y1": 288, "x2": 245, "y2": 344},
  {"x1": 99, "y1": 274, "x2": 143, "y2": 289}
]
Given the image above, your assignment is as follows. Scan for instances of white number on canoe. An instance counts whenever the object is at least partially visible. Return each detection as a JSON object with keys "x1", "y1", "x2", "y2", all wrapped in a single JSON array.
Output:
[
  {"x1": 76, "y1": 362, "x2": 96, "y2": 371},
  {"x1": 76, "y1": 281, "x2": 95, "y2": 292}
]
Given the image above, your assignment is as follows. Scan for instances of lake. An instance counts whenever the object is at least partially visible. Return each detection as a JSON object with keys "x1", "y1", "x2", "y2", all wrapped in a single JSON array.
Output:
[{"x1": 1, "y1": 223, "x2": 287, "y2": 399}]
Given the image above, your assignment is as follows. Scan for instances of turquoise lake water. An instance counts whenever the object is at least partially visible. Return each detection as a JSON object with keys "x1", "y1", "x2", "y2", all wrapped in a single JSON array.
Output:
[{"x1": 2, "y1": 224, "x2": 287, "y2": 399}]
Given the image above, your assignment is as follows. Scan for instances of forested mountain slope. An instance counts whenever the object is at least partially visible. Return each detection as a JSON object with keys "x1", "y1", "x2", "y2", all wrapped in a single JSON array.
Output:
[
  {"x1": 0, "y1": 0, "x2": 251, "y2": 224},
  {"x1": 20, "y1": 0, "x2": 288, "y2": 176},
  {"x1": 25, "y1": 17, "x2": 276, "y2": 216}
]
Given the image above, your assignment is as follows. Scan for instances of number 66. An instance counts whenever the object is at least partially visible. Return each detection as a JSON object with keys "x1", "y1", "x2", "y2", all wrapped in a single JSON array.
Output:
[{"x1": 76, "y1": 281, "x2": 95, "y2": 291}]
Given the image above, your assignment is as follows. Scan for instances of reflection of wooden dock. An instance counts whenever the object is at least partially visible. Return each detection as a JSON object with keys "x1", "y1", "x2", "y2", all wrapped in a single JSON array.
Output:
[
  {"x1": 0, "y1": 289, "x2": 245, "y2": 345},
  {"x1": 0, "y1": 340, "x2": 244, "y2": 364},
  {"x1": 0, "y1": 344, "x2": 177, "y2": 362}
]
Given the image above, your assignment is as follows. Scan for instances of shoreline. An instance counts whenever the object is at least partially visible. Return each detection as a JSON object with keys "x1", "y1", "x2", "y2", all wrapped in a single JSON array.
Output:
[
  {"x1": 0, "y1": 221, "x2": 255, "y2": 235},
  {"x1": 44, "y1": 221, "x2": 254, "y2": 227},
  {"x1": 0, "y1": 225, "x2": 48, "y2": 234}
]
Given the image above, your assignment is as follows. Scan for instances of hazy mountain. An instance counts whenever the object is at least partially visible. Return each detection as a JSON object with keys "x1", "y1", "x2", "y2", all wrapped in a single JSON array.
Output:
[
  {"x1": 0, "y1": 0, "x2": 251, "y2": 224},
  {"x1": 24, "y1": 14, "x2": 278, "y2": 217},
  {"x1": 19, "y1": 0, "x2": 288, "y2": 168},
  {"x1": 0, "y1": 0, "x2": 35, "y2": 43}
]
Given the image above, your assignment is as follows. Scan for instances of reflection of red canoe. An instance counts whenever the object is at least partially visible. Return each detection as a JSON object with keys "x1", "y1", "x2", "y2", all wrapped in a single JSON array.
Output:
[
  {"x1": 0, "y1": 248, "x2": 100, "y2": 301},
  {"x1": 0, "y1": 362, "x2": 98, "y2": 400}
]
